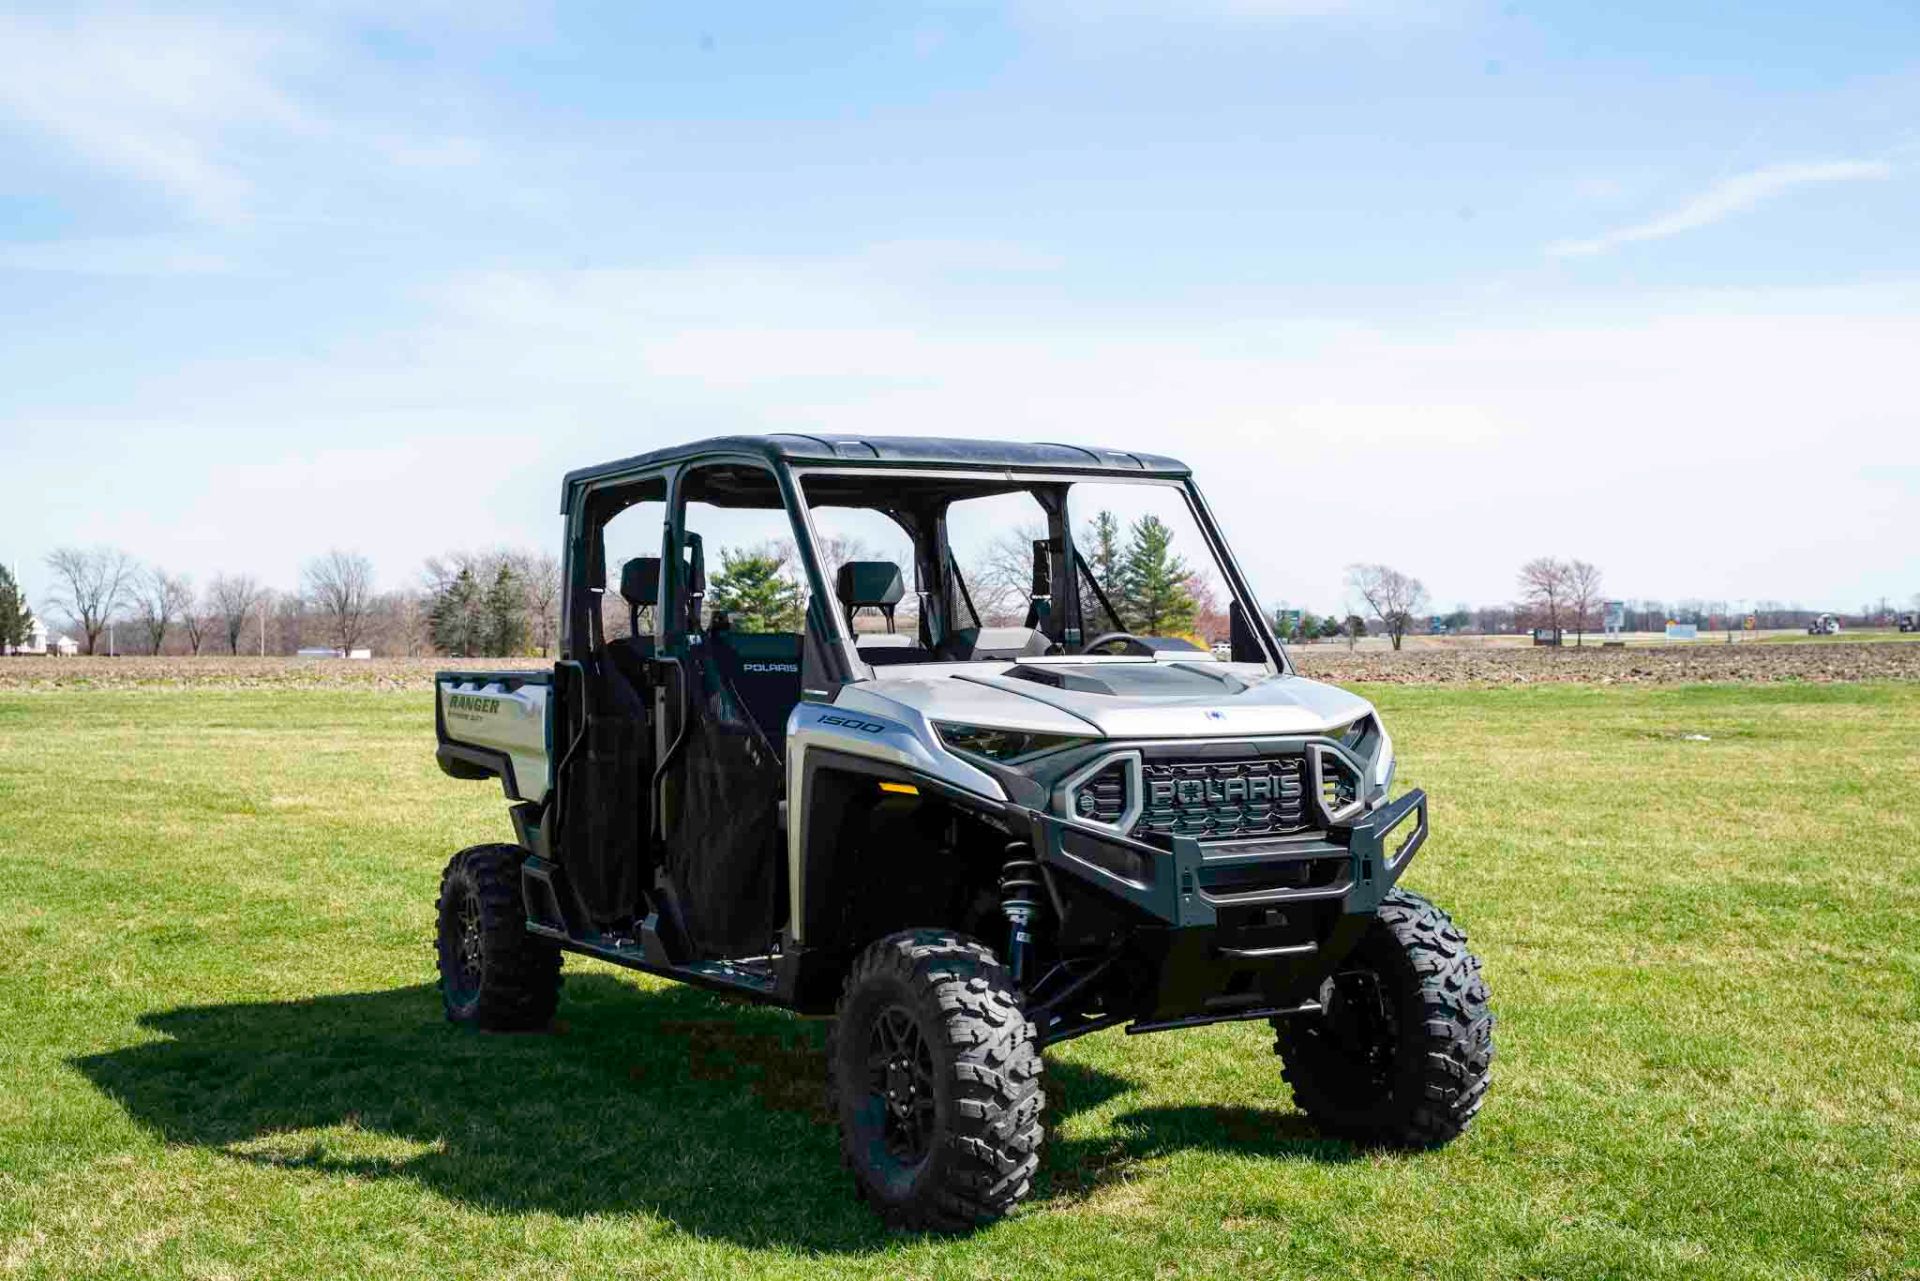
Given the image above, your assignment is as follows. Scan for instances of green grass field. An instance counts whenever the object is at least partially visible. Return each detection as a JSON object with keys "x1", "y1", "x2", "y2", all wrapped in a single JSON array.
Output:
[{"x1": 2, "y1": 683, "x2": 1916, "y2": 1279}]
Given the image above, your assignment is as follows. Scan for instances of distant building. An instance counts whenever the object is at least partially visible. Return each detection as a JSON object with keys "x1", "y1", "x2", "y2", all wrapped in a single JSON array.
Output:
[{"x1": 4, "y1": 617, "x2": 77, "y2": 656}]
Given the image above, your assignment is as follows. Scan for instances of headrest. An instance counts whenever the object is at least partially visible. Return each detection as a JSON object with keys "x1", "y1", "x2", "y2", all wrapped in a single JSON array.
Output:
[
  {"x1": 835, "y1": 561, "x2": 905, "y2": 609},
  {"x1": 620, "y1": 557, "x2": 660, "y2": 606}
]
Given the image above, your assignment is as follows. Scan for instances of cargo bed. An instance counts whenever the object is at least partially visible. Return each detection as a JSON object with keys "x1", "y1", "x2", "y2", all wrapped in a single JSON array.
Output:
[{"x1": 434, "y1": 668, "x2": 555, "y2": 803}]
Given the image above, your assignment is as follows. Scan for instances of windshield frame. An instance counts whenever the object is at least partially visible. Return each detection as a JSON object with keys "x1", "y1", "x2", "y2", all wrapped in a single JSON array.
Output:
[{"x1": 786, "y1": 464, "x2": 1290, "y2": 677}]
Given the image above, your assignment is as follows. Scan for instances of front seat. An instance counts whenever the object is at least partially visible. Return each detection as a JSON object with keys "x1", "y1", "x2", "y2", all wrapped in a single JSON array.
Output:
[{"x1": 837, "y1": 561, "x2": 928, "y2": 666}]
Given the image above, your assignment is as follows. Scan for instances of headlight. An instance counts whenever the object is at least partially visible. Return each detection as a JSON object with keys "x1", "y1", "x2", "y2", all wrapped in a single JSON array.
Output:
[
  {"x1": 934, "y1": 722, "x2": 1089, "y2": 764},
  {"x1": 1332, "y1": 713, "x2": 1394, "y2": 800},
  {"x1": 1371, "y1": 726, "x2": 1395, "y2": 795}
]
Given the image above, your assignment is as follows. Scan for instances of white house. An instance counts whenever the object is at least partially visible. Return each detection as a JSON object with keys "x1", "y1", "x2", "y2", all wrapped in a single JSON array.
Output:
[{"x1": 4, "y1": 617, "x2": 77, "y2": 657}]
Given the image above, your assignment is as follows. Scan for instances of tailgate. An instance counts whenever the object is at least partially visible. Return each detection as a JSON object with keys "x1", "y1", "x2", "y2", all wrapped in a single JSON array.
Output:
[{"x1": 435, "y1": 669, "x2": 555, "y2": 803}]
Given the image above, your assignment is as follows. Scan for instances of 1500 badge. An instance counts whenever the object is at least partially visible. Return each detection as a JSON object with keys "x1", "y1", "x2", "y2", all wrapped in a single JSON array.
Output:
[{"x1": 817, "y1": 712, "x2": 885, "y2": 734}]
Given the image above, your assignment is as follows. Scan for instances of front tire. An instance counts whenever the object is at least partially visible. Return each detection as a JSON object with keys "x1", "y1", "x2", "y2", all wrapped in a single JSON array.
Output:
[
  {"x1": 1273, "y1": 888, "x2": 1492, "y2": 1147},
  {"x1": 827, "y1": 930, "x2": 1045, "y2": 1232},
  {"x1": 435, "y1": 844, "x2": 560, "y2": 1032}
]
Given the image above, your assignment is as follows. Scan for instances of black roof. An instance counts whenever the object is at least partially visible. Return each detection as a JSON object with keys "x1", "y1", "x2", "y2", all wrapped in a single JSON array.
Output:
[{"x1": 561, "y1": 433, "x2": 1190, "y2": 500}]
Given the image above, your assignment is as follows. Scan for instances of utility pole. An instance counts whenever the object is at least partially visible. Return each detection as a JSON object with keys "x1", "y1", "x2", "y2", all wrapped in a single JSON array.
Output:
[{"x1": 259, "y1": 599, "x2": 267, "y2": 657}]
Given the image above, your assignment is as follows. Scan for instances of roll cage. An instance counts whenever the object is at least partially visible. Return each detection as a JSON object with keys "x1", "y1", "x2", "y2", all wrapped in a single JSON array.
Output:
[{"x1": 557, "y1": 435, "x2": 1290, "y2": 684}]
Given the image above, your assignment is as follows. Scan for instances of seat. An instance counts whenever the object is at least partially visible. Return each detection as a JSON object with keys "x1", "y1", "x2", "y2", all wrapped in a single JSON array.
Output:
[
  {"x1": 603, "y1": 557, "x2": 659, "y2": 697},
  {"x1": 620, "y1": 556, "x2": 660, "y2": 637},
  {"x1": 838, "y1": 560, "x2": 931, "y2": 666}
]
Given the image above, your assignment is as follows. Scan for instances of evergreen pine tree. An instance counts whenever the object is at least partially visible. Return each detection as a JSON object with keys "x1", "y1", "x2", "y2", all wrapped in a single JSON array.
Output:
[
  {"x1": 428, "y1": 567, "x2": 483, "y2": 656},
  {"x1": 0, "y1": 565, "x2": 32, "y2": 652},
  {"x1": 707, "y1": 547, "x2": 804, "y2": 633},
  {"x1": 483, "y1": 563, "x2": 528, "y2": 656},
  {"x1": 1118, "y1": 515, "x2": 1196, "y2": 636}
]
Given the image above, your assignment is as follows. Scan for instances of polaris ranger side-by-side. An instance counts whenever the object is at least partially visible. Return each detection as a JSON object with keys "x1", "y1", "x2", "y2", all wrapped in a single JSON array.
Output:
[{"x1": 433, "y1": 435, "x2": 1493, "y2": 1231}]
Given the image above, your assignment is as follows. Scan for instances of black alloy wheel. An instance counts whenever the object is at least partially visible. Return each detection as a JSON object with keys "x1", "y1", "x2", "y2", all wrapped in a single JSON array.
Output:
[{"x1": 868, "y1": 1003, "x2": 939, "y2": 1163}]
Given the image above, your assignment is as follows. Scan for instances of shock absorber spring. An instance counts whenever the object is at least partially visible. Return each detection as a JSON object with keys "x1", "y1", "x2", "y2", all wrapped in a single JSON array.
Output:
[{"x1": 998, "y1": 843, "x2": 1045, "y2": 984}]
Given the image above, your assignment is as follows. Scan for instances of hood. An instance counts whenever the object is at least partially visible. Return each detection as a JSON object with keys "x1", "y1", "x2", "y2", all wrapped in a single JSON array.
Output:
[{"x1": 837, "y1": 657, "x2": 1373, "y2": 740}]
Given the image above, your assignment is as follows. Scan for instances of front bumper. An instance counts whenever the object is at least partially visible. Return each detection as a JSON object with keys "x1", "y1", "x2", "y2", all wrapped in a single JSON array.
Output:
[{"x1": 1027, "y1": 788, "x2": 1428, "y2": 1025}]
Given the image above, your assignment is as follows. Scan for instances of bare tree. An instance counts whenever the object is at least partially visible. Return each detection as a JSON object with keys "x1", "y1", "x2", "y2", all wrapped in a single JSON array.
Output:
[
  {"x1": 181, "y1": 591, "x2": 212, "y2": 656},
  {"x1": 44, "y1": 546, "x2": 135, "y2": 654},
  {"x1": 517, "y1": 551, "x2": 562, "y2": 657},
  {"x1": 305, "y1": 550, "x2": 376, "y2": 654},
  {"x1": 209, "y1": 574, "x2": 265, "y2": 654},
  {"x1": 1517, "y1": 556, "x2": 1571, "y2": 639},
  {"x1": 382, "y1": 590, "x2": 432, "y2": 657},
  {"x1": 966, "y1": 523, "x2": 1045, "y2": 626},
  {"x1": 1187, "y1": 571, "x2": 1229, "y2": 644},
  {"x1": 131, "y1": 568, "x2": 194, "y2": 654},
  {"x1": 1565, "y1": 559, "x2": 1604, "y2": 647},
  {"x1": 1345, "y1": 563, "x2": 1429, "y2": 651},
  {"x1": 801, "y1": 532, "x2": 877, "y2": 593}
]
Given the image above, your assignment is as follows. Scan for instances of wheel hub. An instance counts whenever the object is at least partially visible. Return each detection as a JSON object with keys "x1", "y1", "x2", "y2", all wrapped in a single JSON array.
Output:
[
  {"x1": 457, "y1": 889, "x2": 483, "y2": 982},
  {"x1": 867, "y1": 1004, "x2": 936, "y2": 1161},
  {"x1": 1320, "y1": 967, "x2": 1398, "y2": 1088}
]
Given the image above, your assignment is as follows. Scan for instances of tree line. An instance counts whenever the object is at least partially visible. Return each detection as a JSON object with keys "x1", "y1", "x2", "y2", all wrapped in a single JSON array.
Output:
[
  {"x1": 1277, "y1": 556, "x2": 1610, "y2": 649},
  {"x1": 5, "y1": 545, "x2": 560, "y2": 658},
  {"x1": 10, "y1": 541, "x2": 1914, "y2": 658},
  {"x1": 1273, "y1": 556, "x2": 1871, "y2": 648}
]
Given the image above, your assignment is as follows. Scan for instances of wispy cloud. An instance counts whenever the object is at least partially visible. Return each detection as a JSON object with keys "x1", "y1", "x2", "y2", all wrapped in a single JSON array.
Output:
[
  {"x1": 1547, "y1": 160, "x2": 1893, "y2": 258},
  {"x1": 0, "y1": 12, "x2": 306, "y2": 223}
]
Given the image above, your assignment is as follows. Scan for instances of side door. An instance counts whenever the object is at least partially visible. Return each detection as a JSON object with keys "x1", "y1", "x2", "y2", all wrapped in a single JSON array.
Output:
[
  {"x1": 654, "y1": 459, "x2": 827, "y2": 959},
  {"x1": 553, "y1": 471, "x2": 668, "y2": 930}
]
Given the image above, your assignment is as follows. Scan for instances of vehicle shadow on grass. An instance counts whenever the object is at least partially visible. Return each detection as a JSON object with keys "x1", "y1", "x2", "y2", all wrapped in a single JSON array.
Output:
[{"x1": 74, "y1": 975, "x2": 1346, "y2": 1250}]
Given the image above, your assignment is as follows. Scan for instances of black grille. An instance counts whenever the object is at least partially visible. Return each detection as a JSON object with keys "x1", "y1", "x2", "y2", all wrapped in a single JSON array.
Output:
[
  {"x1": 1069, "y1": 760, "x2": 1129, "y2": 826},
  {"x1": 1134, "y1": 756, "x2": 1309, "y2": 845}
]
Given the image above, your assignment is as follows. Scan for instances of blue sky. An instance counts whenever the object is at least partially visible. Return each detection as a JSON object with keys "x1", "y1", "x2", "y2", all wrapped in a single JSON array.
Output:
[{"x1": 3, "y1": 1, "x2": 1917, "y2": 618}]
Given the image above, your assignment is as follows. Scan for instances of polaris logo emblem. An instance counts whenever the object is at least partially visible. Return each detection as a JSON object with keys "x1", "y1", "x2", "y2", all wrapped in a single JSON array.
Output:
[
  {"x1": 1150, "y1": 774, "x2": 1276, "y2": 807},
  {"x1": 743, "y1": 662, "x2": 799, "y2": 673}
]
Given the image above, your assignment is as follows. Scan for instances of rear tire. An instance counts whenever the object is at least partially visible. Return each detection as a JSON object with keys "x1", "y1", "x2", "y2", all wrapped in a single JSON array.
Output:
[
  {"x1": 1272, "y1": 888, "x2": 1492, "y2": 1147},
  {"x1": 827, "y1": 930, "x2": 1044, "y2": 1232},
  {"x1": 435, "y1": 844, "x2": 560, "y2": 1032}
]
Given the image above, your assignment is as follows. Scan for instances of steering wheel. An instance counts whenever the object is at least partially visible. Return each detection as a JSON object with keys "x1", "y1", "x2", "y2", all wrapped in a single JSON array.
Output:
[{"x1": 1080, "y1": 631, "x2": 1153, "y2": 656}]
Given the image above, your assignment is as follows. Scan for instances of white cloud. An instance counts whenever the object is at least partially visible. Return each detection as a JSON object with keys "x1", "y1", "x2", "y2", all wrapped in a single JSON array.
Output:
[
  {"x1": 0, "y1": 12, "x2": 308, "y2": 223},
  {"x1": 1547, "y1": 160, "x2": 1894, "y2": 257}
]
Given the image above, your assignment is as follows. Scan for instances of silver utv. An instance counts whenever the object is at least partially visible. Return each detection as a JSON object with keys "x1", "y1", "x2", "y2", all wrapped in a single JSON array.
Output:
[{"x1": 433, "y1": 435, "x2": 1492, "y2": 1232}]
